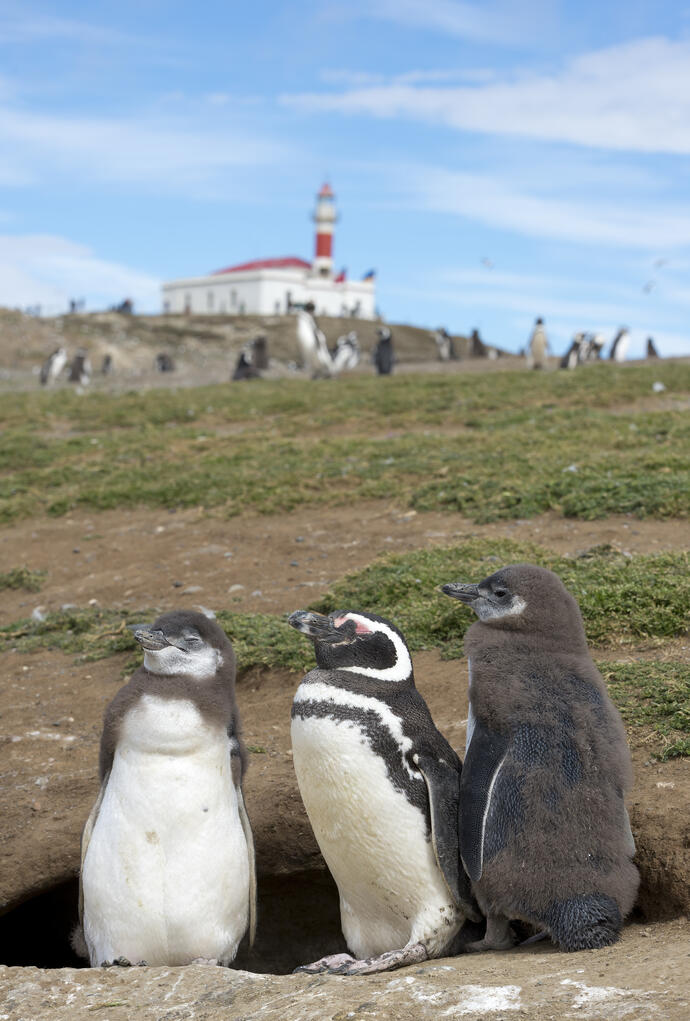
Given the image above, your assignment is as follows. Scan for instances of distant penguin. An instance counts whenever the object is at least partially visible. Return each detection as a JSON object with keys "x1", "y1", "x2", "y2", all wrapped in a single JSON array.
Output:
[
  {"x1": 251, "y1": 334, "x2": 269, "y2": 370},
  {"x1": 441, "y1": 565, "x2": 639, "y2": 952},
  {"x1": 646, "y1": 337, "x2": 659, "y2": 358},
  {"x1": 39, "y1": 346, "x2": 67, "y2": 385},
  {"x1": 469, "y1": 329, "x2": 487, "y2": 358},
  {"x1": 68, "y1": 349, "x2": 91, "y2": 384},
  {"x1": 560, "y1": 334, "x2": 583, "y2": 370},
  {"x1": 576, "y1": 333, "x2": 592, "y2": 364},
  {"x1": 76, "y1": 610, "x2": 256, "y2": 967},
  {"x1": 331, "y1": 331, "x2": 360, "y2": 373},
  {"x1": 101, "y1": 354, "x2": 113, "y2": 376},
  {"x1": 155, "y1": 352, "x2": 175, "y2": 373},
  {"x1": 373, "y1": 326, "x2": 394, "y2": 375},
  {"x1": 296, "y1": 307, "x2": 333, "y2": 377},
  {"x1": 288, "y1": 609, "x2": 479, "y2": 975},
  {"x1": 526, "y1": 318, "x2": 548, "y2": 370},
  {"x1": 232, "y1": 348, "x2": 260, "y2": 381},
  {"x1": 609, "y1": 327, "x2": 630, "y2": 362},
  {"x1": 433, "y1": 328, "x2": 457, "y2": 362},
  {"x1": 589, "y1": 333, "x2": 605, "y2": 360}
]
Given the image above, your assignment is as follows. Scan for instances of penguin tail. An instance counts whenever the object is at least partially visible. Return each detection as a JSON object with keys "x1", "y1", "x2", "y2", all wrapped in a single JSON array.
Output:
[{"x1": 544, "y1": 894, "x2": 623, "y2": 951}]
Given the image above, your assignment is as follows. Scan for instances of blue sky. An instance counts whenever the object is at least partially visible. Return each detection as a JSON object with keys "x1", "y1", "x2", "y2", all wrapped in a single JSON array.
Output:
[{"x1": 2, "y1": 1, "x2": 690, "y2": 357}]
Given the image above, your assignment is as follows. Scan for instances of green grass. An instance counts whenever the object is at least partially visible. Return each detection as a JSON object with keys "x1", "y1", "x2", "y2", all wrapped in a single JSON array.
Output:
[
  {"x1": 2, "y1": 542, "x2": 686, "y2": 758},
  {"x1": 601, "y1": 661, "x2": 690, "y2": 760},
  {"x1": 314, "y1": 541, "x2": 690, "y2": 653},
  {"x1": 0, "y1": 566, "x2": 45, "y2": 591},
  {"x1": 0, "y1": 363, "x2": 688, "y2": 523}
]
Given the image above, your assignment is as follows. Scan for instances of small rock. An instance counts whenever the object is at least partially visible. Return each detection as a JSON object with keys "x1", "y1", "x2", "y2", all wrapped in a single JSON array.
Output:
[
  {"x1": 182, "y1": 585, "x2": 203, "y2": 594},
  {"x1": 155, "y1": 525, "x2": 166, "y2": 533},
  {"x1": 251, "y1": 589, "x2": 262, "y2": 597},
  {"x1": 290, "y1": 560, "x2": 299, "y2": 567},
  {"x1": 652, "y1": 381, "x2": 666, "y2": 392},
  {"x1": 295, "y1": 536, "x2": 305, "y2": 542},
  {"x1": 88, "y1": 598, "x2": 98, "y2": 606},
  {"x1": 72, "y1": 548, "x2": 80, "y2": 554},
  {"x1": 172, "y1": 581, "x2": 183, "y2": 588},
  {"x1": 31, "y1": 606, "x2": 47, "y2": 623},
  {"x1": 228, "y1": 584, "x2": 244, "y2": 593},
  {"x1": 35, "y1": 776, "x2": 49, "y2": 789},
  {"x1": 562, "y1": 463, "x2": 578, "y2": 473}
]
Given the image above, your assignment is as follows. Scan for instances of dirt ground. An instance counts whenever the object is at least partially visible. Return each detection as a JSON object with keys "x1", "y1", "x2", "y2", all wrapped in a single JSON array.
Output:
[{"x1": 1, "y1": 500, "x2": 689, "y2": 1015}]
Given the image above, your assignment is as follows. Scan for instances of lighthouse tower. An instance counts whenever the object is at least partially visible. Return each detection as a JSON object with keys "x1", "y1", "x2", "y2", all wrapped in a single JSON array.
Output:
[{"x1": 312, "y1": 182, "x2": 337, "y2": 277}]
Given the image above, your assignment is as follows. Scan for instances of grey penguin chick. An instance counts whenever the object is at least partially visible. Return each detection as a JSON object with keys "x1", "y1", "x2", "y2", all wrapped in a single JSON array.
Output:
[
  {"x1": 76, "y1": 610, "x2": 256, "y2": 967},
  {"x1": 288, "y1": 609, "x2": 480, "y2": 975},
  {"x1": 442, "y1": 564, "x2": 639, "y2": 953}
]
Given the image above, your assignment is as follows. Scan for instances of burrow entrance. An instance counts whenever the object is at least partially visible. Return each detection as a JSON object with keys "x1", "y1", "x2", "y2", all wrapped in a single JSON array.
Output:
[{"x1": 0, "y1": 870, "x2": 346, "y2": 975}]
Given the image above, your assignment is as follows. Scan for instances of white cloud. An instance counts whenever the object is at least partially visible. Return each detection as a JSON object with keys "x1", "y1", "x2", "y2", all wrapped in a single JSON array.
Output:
[
  {"x1": 284, "y1": 36, "x2": 690, "y2": 155},
  {"x1": 0, "y1": 234, "x2": 161, "y2": 314},
  {"x1": 0, "y1": 105, "x2": 286, "y2": 194},
  {"x1": 0, "y1": 10, "x2": 131, "y2": 45},
  {"x1": 348, "y1": 0, "x2": 542, "y2": 45},
  {"x1": 395, "y1": 166, "x2": 690, "y2": 248}
]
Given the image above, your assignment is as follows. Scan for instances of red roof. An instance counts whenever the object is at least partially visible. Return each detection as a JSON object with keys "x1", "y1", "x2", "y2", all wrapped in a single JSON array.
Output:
[
  {"x1": 318, "y1": 182, "x2": 334, "y2": 198},
  {"x1": 213, "y1": 256, "x2": 311, "y2": 275}
]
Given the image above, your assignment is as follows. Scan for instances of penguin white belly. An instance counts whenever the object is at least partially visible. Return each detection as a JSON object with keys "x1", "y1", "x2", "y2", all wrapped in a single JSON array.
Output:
[
  {"x1": 82, "y1": 696, "x2": 250, "y2": 966},
  {"x1": 291, "y1": 713, "x2": 459, "y2": 959}
]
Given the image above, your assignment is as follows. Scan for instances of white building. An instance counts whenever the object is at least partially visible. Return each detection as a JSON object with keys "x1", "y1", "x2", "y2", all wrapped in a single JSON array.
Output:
[{"x1": 161, "y1": 184, "x2": 376, "y2": 319}]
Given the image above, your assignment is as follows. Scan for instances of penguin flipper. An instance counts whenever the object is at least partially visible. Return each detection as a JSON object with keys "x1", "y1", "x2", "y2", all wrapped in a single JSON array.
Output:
[
  {"x1": 414, "y1": 751, "x2": 477, "y2": 919},
  {"x1": 77, "y1": 771, "x2": 110, "y2": 933},
  {"x1": 459, "y1": 721, "x2": 510, "y2": 883},
  {"x1": 237, "y1": 784, "x2": 257, "y2": 948}
]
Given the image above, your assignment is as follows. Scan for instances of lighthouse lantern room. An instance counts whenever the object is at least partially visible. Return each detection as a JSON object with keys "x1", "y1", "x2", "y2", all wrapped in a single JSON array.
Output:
[{"x1": 161, "y1": 183, "x2": 376, "y2": 319}]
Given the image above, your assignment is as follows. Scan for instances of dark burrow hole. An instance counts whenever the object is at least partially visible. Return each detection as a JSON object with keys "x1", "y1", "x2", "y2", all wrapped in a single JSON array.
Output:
[
  {"x1": 0, "y1": 869, "x2": 347, "y2": 974},
  {"x1": 0, "y1": 868, "x2": 677, "y2": 973}
]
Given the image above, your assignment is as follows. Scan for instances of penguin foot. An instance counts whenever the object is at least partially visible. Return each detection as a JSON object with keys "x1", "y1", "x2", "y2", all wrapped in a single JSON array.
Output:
[
  {"x1": 465, "y1": 914, "x2": 516, "y2": 953},
  {"x1": 465, "y1": 935, "x2": 516, "y2": 953},
  {"x1": 329, "y1": 942, "x2": 429, "y2": 975},
  {"x1": 294, "y1": 953, "x2": 355, "y2": 975},
  {"x1": 100, "y1": 957, "x2": 133, "y2": 968}
]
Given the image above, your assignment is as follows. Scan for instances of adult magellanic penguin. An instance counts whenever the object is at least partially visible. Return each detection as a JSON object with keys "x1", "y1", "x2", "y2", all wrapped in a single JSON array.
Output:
[
  {"x1": 441, "y1": 565, "x2": 639, "y2": 952},
  {"x1": 75, "y1": 610, "x2": 256, "y2": 967},
  {"x1": 288, "y1": 608, "x2": 479, "y2": 975},
  {"x1": 373, "y1": 327, "x2": 394, "y2": 374}
]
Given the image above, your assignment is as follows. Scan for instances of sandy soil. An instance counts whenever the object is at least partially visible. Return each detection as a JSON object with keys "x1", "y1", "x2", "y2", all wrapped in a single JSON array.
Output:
[
  {"x1": 1, "y1": 500, "x2": 688, "y2": 1014},
  {"x1": 3, "y1": 502, "x2": 689, "y2": 625}
]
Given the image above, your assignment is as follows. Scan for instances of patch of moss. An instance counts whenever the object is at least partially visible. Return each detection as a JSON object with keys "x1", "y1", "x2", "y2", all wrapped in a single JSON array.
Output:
[
  {"x1": 0, "y1": 566, "x2": 46, "y2": 592},
  {"x1": 313, "y1": 541, "x2": 690, "y2": 651},
  {"x1": 599, "y1": 661, "x2": 690, "y2": 760}
]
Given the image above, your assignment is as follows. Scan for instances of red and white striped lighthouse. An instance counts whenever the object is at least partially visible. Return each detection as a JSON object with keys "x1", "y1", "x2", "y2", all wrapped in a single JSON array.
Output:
[{"x1": 312, "y1": 182, "x2": 337, "y2": 277}]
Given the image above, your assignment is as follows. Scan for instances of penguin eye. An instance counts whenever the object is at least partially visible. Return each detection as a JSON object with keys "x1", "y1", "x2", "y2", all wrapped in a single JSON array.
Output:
[{"x1": 493, "y1": 588, "x2": 508, "y2": 599}]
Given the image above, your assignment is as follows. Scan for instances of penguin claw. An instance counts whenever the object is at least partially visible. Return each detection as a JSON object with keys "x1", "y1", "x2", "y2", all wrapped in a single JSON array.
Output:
[
  {"x1": 100, "y1": 957, "x2": 133, "y2": 968},
  {"x1": 293, "y1": 953, "x2": 355, "y2": 974}
]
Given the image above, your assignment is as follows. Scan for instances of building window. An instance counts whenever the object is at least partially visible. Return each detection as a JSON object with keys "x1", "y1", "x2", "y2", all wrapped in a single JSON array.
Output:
[
  {"x1": 230, "y1": 290, "x2": 237, "y2": 308},
  {"x1": 207, "y1": 291, "x2": 214, "y2": 311},
  {"x1": 285, "y1": 291, "x2": 292, "y2": 313},
  {"x1": 163, "y1": 300, "x2": 170, "y2": 313},
  {"x1": 184, "y1": 293, "x2": 191, "y2": 313}
]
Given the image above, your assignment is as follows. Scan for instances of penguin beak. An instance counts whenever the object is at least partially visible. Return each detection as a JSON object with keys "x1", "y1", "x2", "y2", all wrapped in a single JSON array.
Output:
[
  {"x1": 132, "y1": 626, "x2": 171, "y2": 650},
  {"x1": 287, "y1": 610, "x2": 355, "y2": 643},
  {"x1": 440, "y1": 582, "x2": 481, "y2": 604}
]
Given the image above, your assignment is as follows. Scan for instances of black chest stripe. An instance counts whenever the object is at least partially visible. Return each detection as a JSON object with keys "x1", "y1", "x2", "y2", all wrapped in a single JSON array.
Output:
[{"x1": 292, "y1": 699, "x2": 430, "y2": 831}]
